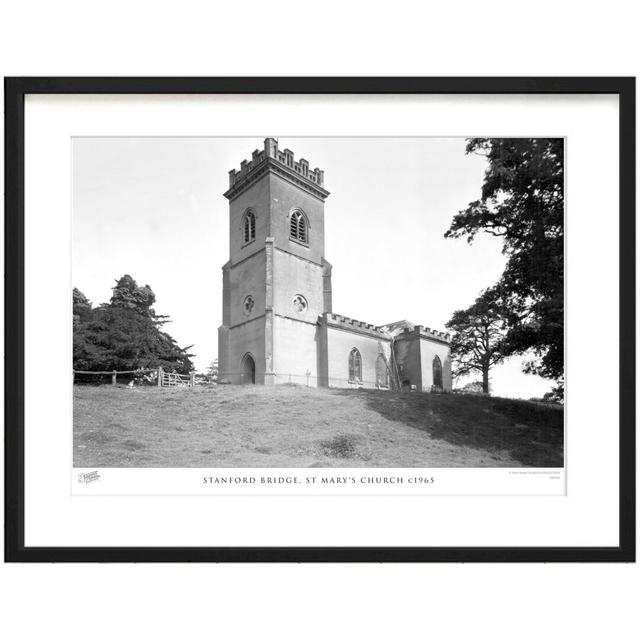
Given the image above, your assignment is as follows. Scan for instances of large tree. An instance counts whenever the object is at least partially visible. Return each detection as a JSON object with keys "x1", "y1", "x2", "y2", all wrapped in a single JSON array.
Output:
[
  {"x1": 73, "y1": 275, "x2": 194, "y2": 375},
  {"x1": 109, "y1": 274, "x2": 157, "y2": 316},
  {"x1": 446, "y1": 288, "x2": 507, "y2": 394},
  {"x1": 446, "y1": 138, "x2": 564, "y2": 391}
]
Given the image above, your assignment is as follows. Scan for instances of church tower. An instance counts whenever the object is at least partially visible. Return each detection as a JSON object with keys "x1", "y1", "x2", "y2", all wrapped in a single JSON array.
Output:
[{"x1": 218, "y1": 138, "x2": 332, "y2": 385}]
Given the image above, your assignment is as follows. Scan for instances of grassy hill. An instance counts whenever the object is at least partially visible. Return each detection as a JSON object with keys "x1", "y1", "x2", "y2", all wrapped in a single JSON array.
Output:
[{"x1": 73, "y1": 384, "x2": 563, "y2": 468}]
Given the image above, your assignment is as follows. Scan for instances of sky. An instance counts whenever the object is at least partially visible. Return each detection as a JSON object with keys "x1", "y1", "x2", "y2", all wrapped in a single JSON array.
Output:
[{"x1": 72, "y1": 137, "x2": 555, "y2": 399}]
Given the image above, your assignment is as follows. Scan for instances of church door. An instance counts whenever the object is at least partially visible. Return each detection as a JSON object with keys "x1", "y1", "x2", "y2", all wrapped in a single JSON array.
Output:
[{"x1": 241, "y1": 354, "x2": 256, "y2": 384}]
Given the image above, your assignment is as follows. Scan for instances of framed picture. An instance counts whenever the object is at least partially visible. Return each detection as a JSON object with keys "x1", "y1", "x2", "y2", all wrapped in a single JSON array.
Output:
[{"x1": 4, "y1": 77, "x2": 635, "y2": 562}]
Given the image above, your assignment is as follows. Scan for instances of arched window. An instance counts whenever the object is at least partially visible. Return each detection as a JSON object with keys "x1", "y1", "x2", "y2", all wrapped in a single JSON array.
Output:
[
  {"x1": 432, "y1": 355, "x2": 443, "y2": 388},
  {"x1": 243, "y1": 210, "x2": 256, "y2": 244},
  {"x1": 376, "y1": 354, "x2": 389, "y2": 388},
  {"x1": 348, "y1": 348, "x2": 362, "y2": 382},
  {"x1": 289, "y1": 209, "x2": 308, "y2": 244}
]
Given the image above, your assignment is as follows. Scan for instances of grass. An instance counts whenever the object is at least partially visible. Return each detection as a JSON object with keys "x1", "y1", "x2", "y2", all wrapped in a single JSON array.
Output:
[{"x1": 73, "y1": 384, "x2": 564, "y2": 468}]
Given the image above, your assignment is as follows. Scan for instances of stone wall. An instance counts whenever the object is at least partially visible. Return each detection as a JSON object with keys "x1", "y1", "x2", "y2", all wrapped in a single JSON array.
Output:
[
  {"x1": 227, "y1": 251, "x2": 266, "y2": 328},
  {"x1": 228, "y1": 175, "x2": 270, "y2": 264},
  {"x1": 272, "y1": 316, "x2": 319, "y2": 386},
  {"x1": 320, "y1": 319, "x2": 392, "y2": 389},
  {"x1": 219, "y1": 317, "x2": 266, "y2": 384},
  {"x1": 393, "y1": 327, "x2": 452, "y2": 392},
  {"x1": 418, "y1": 337, "x2": 453, "y2": 391},
  {"x1": 269, "y1": 173, "x2": 326, "y2": 265},
  {"x1": 272, "y1": 249, "x2": 326, "y2": 320}
]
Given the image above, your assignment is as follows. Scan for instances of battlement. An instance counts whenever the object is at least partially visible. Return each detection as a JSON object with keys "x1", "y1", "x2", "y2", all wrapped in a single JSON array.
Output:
[
  {"x1": 322, "y1": 312, "x2": 389, "y2": 338},
  {"x1": 322, "y1": 313, "x2": 450, "y2": 342},
  {"x1": 227, "y1": 138, "x2": 325, "y2": 190},
  {"x1": 401, "y1": 325, "x2": 451, "y2": 343}
]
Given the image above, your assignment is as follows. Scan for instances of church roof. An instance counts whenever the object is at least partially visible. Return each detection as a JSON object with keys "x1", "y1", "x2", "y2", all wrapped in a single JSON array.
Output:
[
  {"x1": 379, "y1": 319, "x2": 415, "y2": 336},
  {"x1": 380, "y1": 319, "x2": 451, "y2": 343}
]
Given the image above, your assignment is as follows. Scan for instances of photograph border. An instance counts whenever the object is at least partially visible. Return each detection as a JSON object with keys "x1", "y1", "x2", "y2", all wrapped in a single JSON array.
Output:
[{"x1": 4, "y1": 76, "x2": 635, "y2": 562}]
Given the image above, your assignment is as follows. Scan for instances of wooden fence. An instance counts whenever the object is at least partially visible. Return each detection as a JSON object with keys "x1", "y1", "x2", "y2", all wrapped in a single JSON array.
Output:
[
  {"x1": 160, "y1": 370, "x2": 195, "y2": 387},
  {"x1": 73, "y1": 366, "x2": 196, "y2": 388}
]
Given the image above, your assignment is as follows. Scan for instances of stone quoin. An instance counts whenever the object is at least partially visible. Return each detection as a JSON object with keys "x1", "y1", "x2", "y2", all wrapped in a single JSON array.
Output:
[{"x1": 217, "y1": 138, "x2": 452, "y2": 391}]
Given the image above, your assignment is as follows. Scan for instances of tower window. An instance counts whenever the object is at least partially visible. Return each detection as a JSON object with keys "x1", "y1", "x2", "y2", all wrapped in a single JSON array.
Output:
[
  {"x1": 289, "y1": 209, "x2": 308, "y2": 244},
  {"x1": 292, "y1": 294, "x2": 308, "y2": 314},
  {"x1": 243, "y1": 295, "x2": 255, "y2": 316},
  {"x1": 243, "y1": 210, "x2": 256, "y2": 244},
  {"x1": 348, "y1": 348, "x2": 362, "y2": 383},
  {"x1": 432, "y1": 355, "x2": 443, "y2": 388}
]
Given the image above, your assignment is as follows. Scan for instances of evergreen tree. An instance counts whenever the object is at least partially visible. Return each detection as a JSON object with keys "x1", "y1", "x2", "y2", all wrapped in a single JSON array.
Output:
[
  {"x1": 109, "y1": 274, "x2": 156, "y2": 316},
  {"x1": 73, "y1": 277, "x2": 194, "y2": 375}
]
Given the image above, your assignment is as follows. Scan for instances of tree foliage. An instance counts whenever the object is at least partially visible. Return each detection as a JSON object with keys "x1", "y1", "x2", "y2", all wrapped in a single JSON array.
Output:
[
  {"x1": 73, "y1": 275, "x2": 193, "y2": 375},
  {"x1": 109, "y1": 274, "x2": 157, "y2": 317},
  {"x1": 458, "y1": 380, "x2": 488, "y2": 394},
  {"x1": 73, "y1": 288, "x2": 92, "y2": 324},
  {"x1": 200, "y1": 359, "x2": 219, "y2": 384},
  {"x1": 446, "y1": 288, "x2": 507, "y2": 393},
  {"x1": 446, "y1": 138, "x2": 564, "y2": 388}
]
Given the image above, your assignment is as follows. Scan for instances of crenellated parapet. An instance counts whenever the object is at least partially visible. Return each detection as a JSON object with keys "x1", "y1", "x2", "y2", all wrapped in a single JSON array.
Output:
[
  {"x1": 225, "y1": 138, "x2": 328, "y2": 201},
  {"x1": 319, "y1": 313, "x2": 450, "y2": 342},
  {"x1": 399, "y1": 325, "x2": 451, "y2": 344},
  {"x1": 320, "y1": 312, "x2": 389, "y2": 339}
]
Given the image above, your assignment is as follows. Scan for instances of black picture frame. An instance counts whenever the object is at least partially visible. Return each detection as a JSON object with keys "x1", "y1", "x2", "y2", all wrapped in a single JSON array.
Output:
[{"x1": 4, "y1": 77, "x2": 635, "y2": 563}]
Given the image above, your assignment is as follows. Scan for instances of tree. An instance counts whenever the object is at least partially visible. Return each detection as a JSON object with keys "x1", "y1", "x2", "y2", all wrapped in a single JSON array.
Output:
[
  {"x1": 445, "y1": 288, "x2": 508, "y2": 394},
  {"x1": 76, "y1": 307, "x2": 194, "y2": 374},
  {"x1": 73, "y1": 277, "x2": 194, "y2": 375},
  {"x1": 110, "y1": 274, "x2": 157, "y2": 317},
  {"x1": 203, "y1": 359, "x2": 219, "y2": 383},
  {"x1": 73, "y1": 288, "x2": 92, "y2": 323},
  {"x1": 446, "y1": 138, "x2": 563, "y2": 392}
]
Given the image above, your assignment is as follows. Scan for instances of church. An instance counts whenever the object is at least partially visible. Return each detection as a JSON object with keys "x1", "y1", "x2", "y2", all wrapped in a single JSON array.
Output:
[{"x1": 218, "y1": 138, "x2": 452, "y2": 391}]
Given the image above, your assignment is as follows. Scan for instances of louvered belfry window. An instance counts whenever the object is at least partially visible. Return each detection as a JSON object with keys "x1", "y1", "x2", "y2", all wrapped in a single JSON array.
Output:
[
  {"x1": 349, "y1": 348, "x2": 362, "y2": 382},
  {"x1": 243, "y1": 210, "x2": 256, "y2": 244},
  {"x1": 290, "y1": 209, "x2": 308, "y2": 244}
]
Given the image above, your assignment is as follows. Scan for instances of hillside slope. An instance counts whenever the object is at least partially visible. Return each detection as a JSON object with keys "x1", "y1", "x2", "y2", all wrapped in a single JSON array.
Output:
[{"x1": 73, "y1": 384, "x2": 563, "y2": 468}]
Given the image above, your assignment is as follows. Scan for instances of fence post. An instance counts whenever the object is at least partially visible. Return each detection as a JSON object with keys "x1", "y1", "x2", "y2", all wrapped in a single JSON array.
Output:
[
  {"x1": 157, "y1": 366, "x2": 163, "y2": 387},
  {"x1": 112, "y1": 370, "x2": 117, "y2": 386},
  {"x1": 190, "y1": 372, "x2": 195, "y2": 388}
]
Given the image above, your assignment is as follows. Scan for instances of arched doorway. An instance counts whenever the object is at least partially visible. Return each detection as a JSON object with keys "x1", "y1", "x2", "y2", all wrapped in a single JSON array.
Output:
[{"x1": 241, "y1": 353, "x2": 255, "y2": 384}]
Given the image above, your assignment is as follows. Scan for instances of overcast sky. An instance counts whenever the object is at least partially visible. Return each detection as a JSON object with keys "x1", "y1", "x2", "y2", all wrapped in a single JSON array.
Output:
[{"x1": 72, "y1": 137, "x2": 554, "y2": 398}]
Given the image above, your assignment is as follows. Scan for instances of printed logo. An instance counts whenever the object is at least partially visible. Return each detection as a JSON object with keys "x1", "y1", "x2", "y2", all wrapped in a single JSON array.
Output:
[{"x1": 78, "y1": 470, "x2": 101, "y2": 484}]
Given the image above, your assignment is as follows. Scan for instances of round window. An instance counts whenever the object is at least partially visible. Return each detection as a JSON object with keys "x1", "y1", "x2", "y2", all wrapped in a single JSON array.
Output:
[
  {"x1": 292, "y1": 294, "x2": 308, "y2": 314},
  {"x1": 243, "y1": 295, "x2": 255, "y2": 316}
]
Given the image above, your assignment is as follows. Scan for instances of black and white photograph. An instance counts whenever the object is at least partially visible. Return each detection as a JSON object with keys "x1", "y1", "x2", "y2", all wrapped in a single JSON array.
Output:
[
  {"x1": 6, "y1": 76, "x2": 632, "y2": 564},
  {"x1": 2, "y1": 2, "x2": 637, "y2": 637},
  {"x1": 72, "y1": 135, "x2": 564, "y2": 471}
]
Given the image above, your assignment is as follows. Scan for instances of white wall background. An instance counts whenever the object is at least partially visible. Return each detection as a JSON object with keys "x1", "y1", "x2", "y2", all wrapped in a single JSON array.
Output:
[{"x1": 1, "y1": 2, "x2": 637, "y2": 640}]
